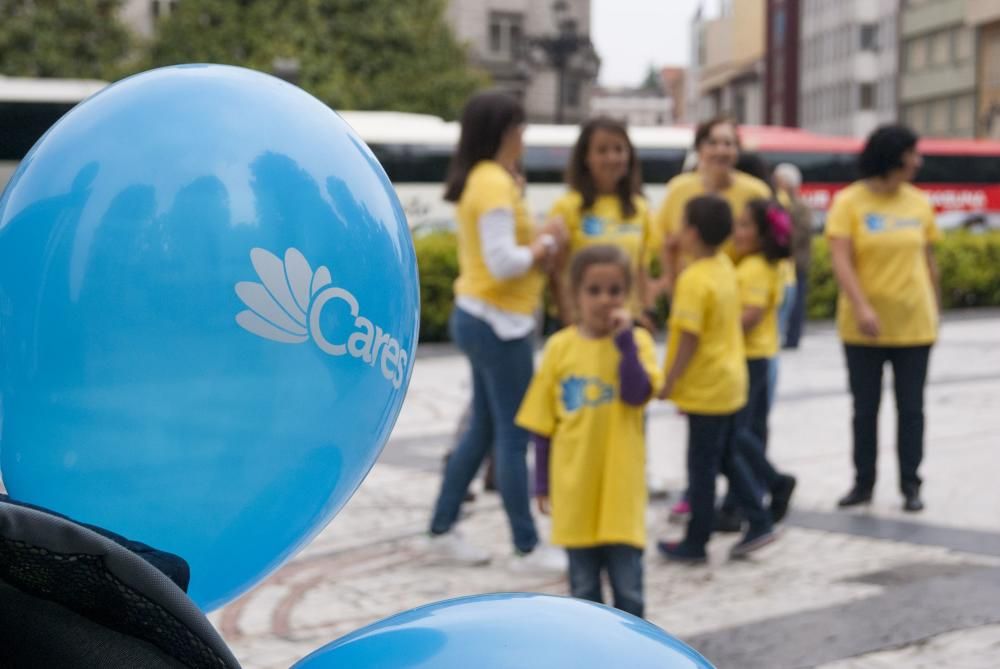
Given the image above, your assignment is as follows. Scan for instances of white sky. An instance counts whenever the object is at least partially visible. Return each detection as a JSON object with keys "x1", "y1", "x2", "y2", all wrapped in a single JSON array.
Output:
[{"x1": 591, "y1": 0, "x2": 717, "y2": 86}]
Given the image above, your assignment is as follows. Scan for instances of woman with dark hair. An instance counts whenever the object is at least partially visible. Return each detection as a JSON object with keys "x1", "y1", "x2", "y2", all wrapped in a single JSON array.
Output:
[
  {"x1": 649, "y1": 115, "x2": 772, "y2": 299},
  {"x1": 827, "y1": 124, "x2": 940, "y2": 513},
  {"x1": 427, "y1": 91, "x2": 567, "y2": 571},
  {"x1": 548, "y1": 117, "x2": 654, "y2": 330}
]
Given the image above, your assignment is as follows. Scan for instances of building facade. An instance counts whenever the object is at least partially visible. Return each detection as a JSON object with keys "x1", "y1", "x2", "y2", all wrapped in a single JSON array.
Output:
[
  {"x1": 765, "y1": 0, "x2": 800, "y2": 127},
  {"x1": 690, "y1": 0, "x2": 767, "y2": 125},
  {"x1": 967, "y1": 0, "x2": 1000, "y2": 137},
  {"x1": 899, "y1": 0, "x2": 976, "y2": 137},
  {"x1": 446, "y1": 0, "x2": 600, "y2": 124},
  {"x1": 589, "y1": 88, "x2": 673, "y2": 126},
  {"x1": 799, "y1": 0, "x2": 898, "y2": 137}
]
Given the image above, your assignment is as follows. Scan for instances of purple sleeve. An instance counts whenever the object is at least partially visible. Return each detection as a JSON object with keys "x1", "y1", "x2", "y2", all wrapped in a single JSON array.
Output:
[
  {"x1": 615, "y1": 329, "x2": 652, "y2": 406},
  {"x1": 530, "y1": 433, "x2": 551, "y2": 497}
]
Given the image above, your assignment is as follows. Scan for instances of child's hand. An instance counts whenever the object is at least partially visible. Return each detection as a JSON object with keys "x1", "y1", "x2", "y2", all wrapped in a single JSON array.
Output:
[
  {"x1": 610, "y1": 308, "x2": 633, "y2": 335},
  {"x1": 536, "y1": 495, "x2": 551, "y2": 515},
  {"x1": 658, "y1": 379, "x2": 674, "y2": 400}
]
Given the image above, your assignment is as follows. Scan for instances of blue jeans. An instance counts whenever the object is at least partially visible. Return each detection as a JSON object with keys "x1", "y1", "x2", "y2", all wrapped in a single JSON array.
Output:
[
  {"x1": 430, "y1": 307, "x2": 538, "y2": 553},
  {"x1": 567, "y1": 544, "x2": 644, "y2": 618},
  {"x1": 769, "y1": 281, "x2": 797, "y2": 408},
  {"x1": 785, "y1": 268, "x2": 808, "y2": 348}
]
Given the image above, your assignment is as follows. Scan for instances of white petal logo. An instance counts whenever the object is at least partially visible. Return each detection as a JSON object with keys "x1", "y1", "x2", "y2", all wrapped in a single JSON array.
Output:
[{"x1": 236, "y1": 247, "x2": 408, "y2": 389}]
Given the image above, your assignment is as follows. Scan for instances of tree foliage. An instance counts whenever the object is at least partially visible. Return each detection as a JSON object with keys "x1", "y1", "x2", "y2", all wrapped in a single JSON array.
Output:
[
  {"x1": 0, "y1": 0, "x2": 132, "y2": 79},
  {"x1": 143, "y1": 0, "x2": 486, "y2": 118}
]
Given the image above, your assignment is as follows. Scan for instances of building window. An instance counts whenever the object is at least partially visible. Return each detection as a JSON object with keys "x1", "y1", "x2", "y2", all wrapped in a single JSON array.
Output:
[
  {"x1": 905, "y1": 38, "x2": 927, "y2": 72},
  {"x1": 931, "y1": 98, "x2": 950, "y2": 134},
  {"x1": 488, "y1": 12, "x2": 525, "y2": 60},
  {"x1": 954, "y1": 28, "x2": 973, "y2": 63},
  {"x1": 930, "y1": 30, "x2": 950, "y2": 67},
  {"x1": 860, "y1": 83, "x2": 876, "y2": 111},
  {"x1": 773, "y1": 9, "x2": 786, "y2": 48},
  {"x1": 860, "y1": 24, "x2": 878, "y2": 51},
  {"x1": 953, "y1": 95, "x2": 974, "y2": 134}
]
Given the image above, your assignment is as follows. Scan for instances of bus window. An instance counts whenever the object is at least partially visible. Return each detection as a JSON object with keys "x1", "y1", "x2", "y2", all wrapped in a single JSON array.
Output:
[
  {"x1": 0, "y1": 101, "x2": 77, "y2": 161},
  {"x1": 916, "y1": 155, "x2": 1000, "y2": 184},
  {"x1": 636, "y1": 148, "x2": 687, "y2": 183},
  {"x1": 366, "y1": 143, "x2": 452, "y2": 184}
]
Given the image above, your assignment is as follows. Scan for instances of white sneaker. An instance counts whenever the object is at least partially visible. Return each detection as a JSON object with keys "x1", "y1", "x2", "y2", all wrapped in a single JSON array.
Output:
[
  {"x1": 508, "y1": 545, "x2": 568, "y2": 575},
  {"x1": 422, "y1": 532, "x2": 491, "y2": 566}
]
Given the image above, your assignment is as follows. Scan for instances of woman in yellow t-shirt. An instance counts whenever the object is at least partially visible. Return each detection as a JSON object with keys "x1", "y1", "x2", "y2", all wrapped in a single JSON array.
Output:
[
  {"x1": 516, "y1": 245, "x2": 662, "y2": 617},
  {"x1": 826, "y1": 124, "x2": 941, "y2": 513},
  {"x1": 428, "y1": 92, "x2": 567, "y2": 569},
  {"x1": 647, "y1": 115, "x2": 772, "y2": 303},
  {"x1": 548, "y1": 117, "x2": 655, "y2": 330}
]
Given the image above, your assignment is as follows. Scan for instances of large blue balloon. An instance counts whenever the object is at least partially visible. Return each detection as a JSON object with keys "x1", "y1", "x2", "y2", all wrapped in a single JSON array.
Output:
[
  {"x1": 0, "y1": 65, "x2": 418, "y2": 610},
  {"x1": 292, "y1": 594, "x2": 715, "y2": 668}
]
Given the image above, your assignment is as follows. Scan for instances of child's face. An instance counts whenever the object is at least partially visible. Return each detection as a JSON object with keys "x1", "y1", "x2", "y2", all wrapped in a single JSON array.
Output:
[
  {"x1": 576, "y1": 262, "x2": 628, "y2": 336},
  {"x1": 585, "y1": 128, "x2": 631, "y2": 194},
  {"x1": 732, "y1": 209, "x2": 760, "y2": 255}
]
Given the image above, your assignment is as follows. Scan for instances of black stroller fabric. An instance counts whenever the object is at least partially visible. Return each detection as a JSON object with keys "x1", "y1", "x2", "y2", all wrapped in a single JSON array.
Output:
[{"x1": 0, "y1": 496, "x2": 241, "y2": 669}]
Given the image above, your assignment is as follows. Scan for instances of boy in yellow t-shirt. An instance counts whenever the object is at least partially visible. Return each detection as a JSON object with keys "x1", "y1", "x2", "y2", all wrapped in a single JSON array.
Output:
[
  {"x1": 656, "y1": 195, "x2": 779, "y2": 564},
  {"x1": 516, "y1": 245, "x2": 662, "y2": 618}
]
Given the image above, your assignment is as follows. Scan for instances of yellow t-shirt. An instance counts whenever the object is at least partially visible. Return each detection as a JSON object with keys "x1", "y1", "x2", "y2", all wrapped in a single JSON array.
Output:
[
  {"x1": 665, "y1": 253, "x2": 748, "y2": 414},
  {"x1": 548, "y1": 191, "x2": 652, "y2": 314},
  {"x1": 453, "y1": 161, "x2": 545, "y2": 315},
  {"x1": 651, "y1": 171, "x2": 772, "y2": 263},
  {"x1": 515, "y1": 326, "x2": 663, "y2": 549},
  {"x1": 737, "y1": 254, "x2": 782, "y2": 359},
  {"x1": 825, "y1": 181, "x2": 940, "y2": 346}
]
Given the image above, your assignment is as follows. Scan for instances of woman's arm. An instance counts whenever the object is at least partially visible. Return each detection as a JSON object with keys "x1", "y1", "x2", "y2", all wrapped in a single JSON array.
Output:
[
  {"x1": 479, "y1": 208, "x2": 554, "y2": 279},
  {"x1": 829, "y1": 236, "x2": 880, "y2": 338},
  {"x1": 925, "y1": 244, "x2": 941, "y2": 311}
]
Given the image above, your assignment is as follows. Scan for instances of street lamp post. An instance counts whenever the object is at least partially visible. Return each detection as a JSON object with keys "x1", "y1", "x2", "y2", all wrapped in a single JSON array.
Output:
[{"x1": 529, "y1": 0, "x2": 598, "y2": 124}]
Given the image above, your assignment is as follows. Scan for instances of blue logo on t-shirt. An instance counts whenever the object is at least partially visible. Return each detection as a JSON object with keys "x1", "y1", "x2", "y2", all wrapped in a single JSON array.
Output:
[
  {"x1": 561, "y1": 376, "x2": 614, "y2": 412},
  {"x1": 864, "y1": 214, "x2": 887, "y2": 232},
  {"x1": 582, "y1": 215, "x2": 606, "y2": 236}
]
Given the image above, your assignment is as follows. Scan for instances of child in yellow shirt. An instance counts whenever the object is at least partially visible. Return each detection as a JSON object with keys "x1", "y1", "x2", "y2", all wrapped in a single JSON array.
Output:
[
  {"x1": 716, "y1": 199, "x2": 799, "y2": 531},
  {"x1": 656, "y1": 195, "x2": 779, "y2": 563},
  {"x1": 516, "y1": 245, "x2": 662, "y2": 617}
]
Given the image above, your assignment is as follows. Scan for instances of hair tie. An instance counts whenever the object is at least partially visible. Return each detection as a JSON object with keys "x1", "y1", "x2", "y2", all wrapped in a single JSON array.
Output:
[{"x1": 766, "y1": 205, "x2": 792, "y2": 247}]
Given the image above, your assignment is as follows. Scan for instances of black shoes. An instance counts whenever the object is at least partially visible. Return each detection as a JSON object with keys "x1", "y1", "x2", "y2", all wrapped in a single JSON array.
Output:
[
  {"x1": 770, "y1": 475, "x2": 797, "y2": 523},
  {"x1": 903, "y1": 490, "x2": 924, "y2": 513},
  {"x1": 837, "y1": 487, "x2": 873, "y2": 508},
  {"x1": 714, "y1": 508, "x2": 744, "y2": 533}
]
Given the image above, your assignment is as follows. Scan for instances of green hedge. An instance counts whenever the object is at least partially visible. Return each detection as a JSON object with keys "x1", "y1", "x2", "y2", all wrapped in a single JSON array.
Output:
[
  {"x1": 807, "y1": 231, "x2": 1000, "y2": 320},
  {"x1": 416, "y1": 230, "x2": 1000, "y2": 342}
]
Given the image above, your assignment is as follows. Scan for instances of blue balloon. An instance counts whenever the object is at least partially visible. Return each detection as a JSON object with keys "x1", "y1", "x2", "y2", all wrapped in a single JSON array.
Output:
[
  {"x1": 292, "y1": 594, "x2": 716, "y2": 668},
  {"x1": 0, "y1": 64, "x2": 419, "y2": 610}
]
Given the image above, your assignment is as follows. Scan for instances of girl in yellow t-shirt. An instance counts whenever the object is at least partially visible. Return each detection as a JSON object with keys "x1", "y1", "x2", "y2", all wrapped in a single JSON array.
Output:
[
  {"x1": 548, "y1": 117, "x2": 655, "y2": 330},
  {"x1": 516, "y1": 245, "x2": 662, "y2": 618},
  {"x1": 715, "y1": 199, "x2": 798, "y2": 530}
]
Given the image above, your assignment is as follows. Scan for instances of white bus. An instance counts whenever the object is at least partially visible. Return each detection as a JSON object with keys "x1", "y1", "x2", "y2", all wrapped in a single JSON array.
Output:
[
  {"x1": 0, "y1": 76, "x2": 108, "y2": 192},
  {"x1": 338, "y1": 110, "x2": 688, "y2": 234}
]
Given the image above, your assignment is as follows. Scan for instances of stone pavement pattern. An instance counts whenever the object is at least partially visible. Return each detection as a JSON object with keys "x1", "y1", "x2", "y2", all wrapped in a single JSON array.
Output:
[{"x1": 212, "y1": 313, "x2": 1000, "y2": 669}]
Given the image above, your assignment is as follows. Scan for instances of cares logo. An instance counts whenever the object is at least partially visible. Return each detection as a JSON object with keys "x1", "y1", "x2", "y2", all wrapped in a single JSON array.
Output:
[{"x1": 235, "y1": 248, "x2": 408, "y2": 389}]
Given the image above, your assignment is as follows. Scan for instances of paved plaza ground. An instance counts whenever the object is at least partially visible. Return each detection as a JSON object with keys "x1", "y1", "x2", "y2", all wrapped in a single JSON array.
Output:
[{"x1": 209, "y1": 309, "x2": 1000, "y2": 668}]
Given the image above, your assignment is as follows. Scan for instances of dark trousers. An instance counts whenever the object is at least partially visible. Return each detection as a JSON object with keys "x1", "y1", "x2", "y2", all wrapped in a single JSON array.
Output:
[
  {"x1": 722, "y1": 359, "x2": 779, "y2": 512},
  {"x1": 785, "y1": 268, "x2": 808, "y2": 348},
  {"x1": 684, "y1": 413, "x2": 771, "y2": 552},
  {"x1": 567, "y1": 544, "x2": 644, "y2": 618},
  {"x1": 844, "y1": 344, "x2": 932, "y2": 494}
]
